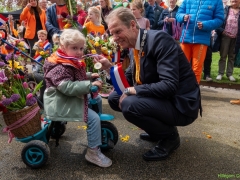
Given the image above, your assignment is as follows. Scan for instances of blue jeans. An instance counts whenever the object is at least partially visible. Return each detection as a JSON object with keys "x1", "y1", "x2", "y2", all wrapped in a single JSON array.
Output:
[{"x1": 86, "y1": 94, "x2": 102, "y2": 148}]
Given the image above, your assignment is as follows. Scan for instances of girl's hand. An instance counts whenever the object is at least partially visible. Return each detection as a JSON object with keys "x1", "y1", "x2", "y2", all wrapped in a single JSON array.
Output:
[
  {"x1": 27, "y1": 3, "x2": 32, "y2": 9},
  {"x1": 91, "y1": 73, "x2": 99, "y2": 79},
  {"x1": 92, "y1": 80, "x2": 103, "y2": 90}
]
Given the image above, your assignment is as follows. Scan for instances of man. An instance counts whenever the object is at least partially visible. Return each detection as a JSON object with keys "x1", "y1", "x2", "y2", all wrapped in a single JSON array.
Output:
[
  {"x1": 145, "y1": 0, "x2": 163, "y2": 30},
  {"x1": 98, "y1": 7, "x2": 201, "y2": 161},
  {"x1": 176, "y1": 0, "x2": 224, "y2": 84},
  {"x1": 142, "y1": 0, "x2": 155, "y2": 28},
  {"x1": 45, "y1": 0, "x2": 69, "y2": 41},
  {"x1": 39, "y1": 0, "x2": 48, "y2": 11}
]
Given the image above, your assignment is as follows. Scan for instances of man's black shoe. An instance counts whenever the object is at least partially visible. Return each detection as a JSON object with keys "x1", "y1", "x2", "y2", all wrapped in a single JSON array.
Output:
[
  {"x1": 140, "y1": 133, "x2": 159, "y2": 142},
  {"x1": 142, "y1": 134, "x2": 180, "y2": 161}
]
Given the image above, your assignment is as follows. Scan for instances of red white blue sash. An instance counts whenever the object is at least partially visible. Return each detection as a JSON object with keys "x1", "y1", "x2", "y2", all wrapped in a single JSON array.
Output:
[
  {"x1": 110, "y1": 63, "x2": 130, "y2": 95},
  {"x1": 34, "y1": 54, "x2": 43, "y2": 62},
  {"x1": 43, "y1": 41, "x2": 51, "y2": 51},
  {"x1": 112, "y1": 51, "x2": 121, "y2": 63}
]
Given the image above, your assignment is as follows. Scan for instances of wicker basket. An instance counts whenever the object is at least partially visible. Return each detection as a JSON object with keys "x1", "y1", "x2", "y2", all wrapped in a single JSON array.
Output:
[{"x1": 3, "y1": 103, "x2": 41, "y2": 138}]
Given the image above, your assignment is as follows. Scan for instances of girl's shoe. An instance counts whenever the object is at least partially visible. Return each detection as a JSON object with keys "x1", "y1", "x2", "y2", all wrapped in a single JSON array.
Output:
[{"x1": 85, "y1": 148, "x2": 112, "y2": 167}]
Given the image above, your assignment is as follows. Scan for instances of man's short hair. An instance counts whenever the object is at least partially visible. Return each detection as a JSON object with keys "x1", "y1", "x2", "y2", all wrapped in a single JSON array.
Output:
[{"x1": 105, "y1": 7, "x2": 139, "y2": 29}]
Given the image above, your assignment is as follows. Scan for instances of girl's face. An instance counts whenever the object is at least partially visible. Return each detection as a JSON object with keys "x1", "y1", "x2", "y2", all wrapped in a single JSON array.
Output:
[
  {"x1": 63, "y1": 42, "x2": 85, "y2": 59},
  {"x1": 230, "y1": 0, "x2": 240, "y2": 6},
  {"x1": 169, "y1": 0, "x2": 177, "y2": 6},
  {"x1": 130, "y1": 5, "x2": 142, "y2": 18},
  {"x1": 29, "y1": 0, "x2": 37, "y2": 7},
  {"x1": 38, "y1": 33, "x2": 47, "y2": 42},
  {"x1": 88, "y1": 11, "x2": 98, "y2": 22}
]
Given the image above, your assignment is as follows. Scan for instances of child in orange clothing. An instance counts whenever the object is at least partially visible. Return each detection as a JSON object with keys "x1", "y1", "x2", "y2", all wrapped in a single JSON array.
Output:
[{"x1": 84, "y1": 6, "x2": 105, "y2": 35}]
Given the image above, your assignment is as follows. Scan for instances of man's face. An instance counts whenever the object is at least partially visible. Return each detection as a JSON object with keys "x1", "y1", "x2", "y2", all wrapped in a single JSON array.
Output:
[
  {"x1": 169, "y1": 0, "x2": 177, "y2": 6},
  {"x1": 108, "y1": 17, "x2": 137, "y2": 49},
  {"x1": 40, "y1": 0, "x2": 47, "y2": 9},
  {"x1": 148, "y1": 0, "x2": 154, "y2": 5}
]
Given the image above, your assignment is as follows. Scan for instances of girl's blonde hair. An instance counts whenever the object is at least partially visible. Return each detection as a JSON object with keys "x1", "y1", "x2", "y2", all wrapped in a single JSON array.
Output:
[
  {"x1": 88, "y1": 6, "x2": 102, "y2": 24},
  {"x1": 130, "y1": 0, "x2": 145, "y2": 16},
  {"x1": 59, "y1": 29, "x2": 86, "y2": 47}
]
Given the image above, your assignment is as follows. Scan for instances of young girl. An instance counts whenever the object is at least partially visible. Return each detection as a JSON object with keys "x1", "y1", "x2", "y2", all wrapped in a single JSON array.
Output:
[
  {"x1": 84, "y1": 6, "x2": 105, "y2": 35},
  {"x1": 130, "y1": 0, "x2": 150, "y2": 30},
  {"x1": 43, "y1": 29, "x2": 112, "y2": 168}
]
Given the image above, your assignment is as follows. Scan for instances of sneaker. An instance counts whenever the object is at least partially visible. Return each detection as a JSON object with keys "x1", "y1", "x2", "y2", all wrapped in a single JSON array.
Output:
[
  {"x1": 205, "y1": 76, "x2": 213, "y2": 82},
  {"x1": 85, "y1": 148, "x2": 112, "y2": 168},
  {"x1": 216, "y1": 75, "x2": 222, "y2": 81},
  {"x1": 228, "y1": 75, "x2": 236, "y2": 82}
]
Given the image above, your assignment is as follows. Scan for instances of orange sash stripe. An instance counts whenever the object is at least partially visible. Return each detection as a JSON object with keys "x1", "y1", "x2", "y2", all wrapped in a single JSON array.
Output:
[{"x1": 133, "y1": 49, "x2": 142, "y2": 85}]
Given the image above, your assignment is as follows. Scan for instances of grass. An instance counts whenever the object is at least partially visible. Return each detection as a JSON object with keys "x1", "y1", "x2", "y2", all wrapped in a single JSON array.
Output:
[{"x1": 201, "y1": 52, "x2": 240, "y2": 84}]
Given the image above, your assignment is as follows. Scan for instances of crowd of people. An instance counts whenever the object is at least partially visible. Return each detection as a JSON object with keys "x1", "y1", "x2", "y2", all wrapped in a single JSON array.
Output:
[{"x1": 0, "y1": 0, "x2": 240, "y2": 168}]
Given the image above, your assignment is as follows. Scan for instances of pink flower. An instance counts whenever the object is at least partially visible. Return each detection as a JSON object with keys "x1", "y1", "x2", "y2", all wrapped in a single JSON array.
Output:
[
  {"x1": 26, "y1": 93, "x2": 33, "y2": 99},
  {"x1": 0, "y1": 70, "x2": 8, "y2": 83},
  {"x1": 22, "y1": 82, "x2": 28, "y2": 89}
]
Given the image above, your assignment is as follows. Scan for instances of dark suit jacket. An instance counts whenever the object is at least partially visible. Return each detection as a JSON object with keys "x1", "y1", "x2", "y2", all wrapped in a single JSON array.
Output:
[{"x1": 126, "y1": 29, "x2": 201, "y2": 119}]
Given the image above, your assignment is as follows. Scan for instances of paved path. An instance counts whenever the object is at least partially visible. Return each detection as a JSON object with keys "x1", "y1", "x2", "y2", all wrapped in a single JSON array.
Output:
[{"x1": 0, "y1": 86, "x2": 240, "y2": 180}]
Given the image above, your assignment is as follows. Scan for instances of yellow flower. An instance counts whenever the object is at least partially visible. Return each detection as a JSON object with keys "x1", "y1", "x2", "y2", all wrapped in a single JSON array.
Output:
[
  {"x1": 120, "y1": 135, "x2": 130, "y2": 142},
  {"x1": 94, "y1": 42, "x2": 100, "y2": 47},
  {"x1": 39, "y1": 51, "x2": 45, "y2": 56},
  {"x1": 89, "y1": 40, "x2": 95, "y2": 45},
  {"x1": 18, "y1": 42, "x2": 24, "y2": 47},
  {"x1": 8, "y1": 60, "x2": 24, "y2": 70},
  {"x1": 63, "y1": 23, "x2": 71, "y2": 29},
  {"x1": 91, "y1": 49, "x2": 97, "y2": 54}
]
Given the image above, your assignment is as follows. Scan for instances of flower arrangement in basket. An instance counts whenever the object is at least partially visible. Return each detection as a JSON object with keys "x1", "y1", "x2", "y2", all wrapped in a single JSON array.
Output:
[{"x1": 0, "y1": 60, "x2": 43, "y2": 143}]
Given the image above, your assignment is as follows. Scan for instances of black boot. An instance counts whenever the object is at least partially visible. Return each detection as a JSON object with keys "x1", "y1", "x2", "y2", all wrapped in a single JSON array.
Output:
[{"x1": 142, "y1": 131, "x2": 180, "y2": 161}]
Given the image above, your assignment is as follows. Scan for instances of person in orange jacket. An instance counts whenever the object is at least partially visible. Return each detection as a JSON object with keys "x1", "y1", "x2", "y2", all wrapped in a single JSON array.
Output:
[{"x1": 20, "y1": 0, "x2": 47, "y2": 56}]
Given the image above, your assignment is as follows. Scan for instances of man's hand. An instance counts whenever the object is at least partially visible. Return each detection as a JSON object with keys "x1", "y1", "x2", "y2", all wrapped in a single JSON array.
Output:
[
  {"x1": 94, "y1": 55, "x2": 113, "y2": 70},
  {"x1": 167, "y1": 18, "x2": 175, "y2": 23},
  {"x1": 119, "y1": 93, "x2": 128, "y2": 110},
  {"x1": 197, "y1": 21, "x2": 203, "y2": 29},
  {"x1": 184, "y1": 15, "x2": 189, "y2": 22},
  {"x1": 164, "y1": 17, "x2": 169, "y2": 22}
]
